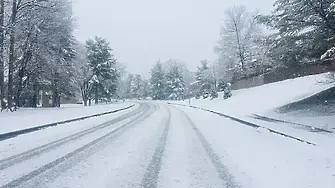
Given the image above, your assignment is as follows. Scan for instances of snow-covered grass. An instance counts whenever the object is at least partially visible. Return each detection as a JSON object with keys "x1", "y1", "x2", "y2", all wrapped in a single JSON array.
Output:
[
  {"x1": 0, "y1": 102, "x2": 134, "y2": 134},
  {"x1": 182, "y1": 73, "x2": 334, "y2": 115},
  {"x1": 173, "y1": 73, "x2": 335, "y2": 131}
]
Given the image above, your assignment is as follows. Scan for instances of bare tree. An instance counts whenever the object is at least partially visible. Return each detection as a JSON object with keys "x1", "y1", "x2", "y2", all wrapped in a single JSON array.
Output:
[{"x1": 216, "y1": 5, "x2": 263, "y2": 77}]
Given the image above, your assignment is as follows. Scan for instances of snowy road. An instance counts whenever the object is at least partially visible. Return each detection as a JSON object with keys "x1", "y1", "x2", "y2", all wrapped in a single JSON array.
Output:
[{"x1": 0, "y1": 102, "x2": 334, "y2": 188}]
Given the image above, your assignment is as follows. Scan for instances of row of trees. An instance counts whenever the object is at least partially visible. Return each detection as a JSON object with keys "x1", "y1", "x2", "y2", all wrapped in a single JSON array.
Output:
[
  {"x1": 213, "y1": 1, "x2": 335, "y2": 83},
  {"x1": 0, "y1": 0, "x2": 120, "y2": 110},
  {"x1": 114, "y1": 1, "x2": 335, "y2": 101},
  {"x1": 0, "y1": 0, "x2": 76, "y2": 111},
  {"x1": 118, "y1": 73, "x2": 149, "y2": 100},
  {"x1": 149, "y1": 60, "x2": 187, "y2": 100}
]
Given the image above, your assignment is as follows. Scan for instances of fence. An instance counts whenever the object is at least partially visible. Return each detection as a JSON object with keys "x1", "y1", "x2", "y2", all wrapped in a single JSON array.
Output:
[{"x1": 231, "y1": 59, "x2": 335, "y2": 90}]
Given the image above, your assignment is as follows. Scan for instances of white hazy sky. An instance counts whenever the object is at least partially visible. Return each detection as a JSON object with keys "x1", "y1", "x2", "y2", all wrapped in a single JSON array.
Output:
[{"x1": 73, "y1": 0, "x2": 275, "y2": 77}]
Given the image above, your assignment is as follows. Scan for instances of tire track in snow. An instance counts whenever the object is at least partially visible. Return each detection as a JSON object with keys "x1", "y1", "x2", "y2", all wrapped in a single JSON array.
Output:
[
  {"x1": 176, "y1": 107, "x2": 240, "y2": 188},
  {"x1": 141, "y1": 106, "x2": 171, "y2": 188},
  {"x1": 0, "y1": 103, "x2": 157, "y2": 188},
  {"x1": 0, "y1": 103, "x2": 148, "y2": 171}
]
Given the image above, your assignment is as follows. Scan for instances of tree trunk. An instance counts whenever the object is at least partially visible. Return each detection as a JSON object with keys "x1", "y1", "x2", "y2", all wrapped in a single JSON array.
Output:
[
  {"x1": 95, "y1": 84, "x2": 98, "y2": 104},
  {"x1": 31, "y1": 80, "x2": 38, "y2": 108},
  {"x1": 8, "y1": 0, "x2": 18, "y2": 111},
  {"x1": 81, "y1": 81, "x2": 89, "y2": 107},
  {"x1": 88, "y1": 98, "x2": 91, "y2": 106},
  {"x1": 16, "y1": 68, "x2": 24, "y2": 107},
  {"x1": 52, "y1": 89, "x2": 60, "y2": 108},
  {"x1": 0, "y1": 0, "x2": 4, "y2": 111},
  {"x1": 83, "y1": 98, "x2": 87, "y2": 106},
  {"x1": 234, "y1": 22, "x2": 245, "y2": 71},
  {"x1": 16, "y1": 31, "x2": 33, "y2": 108}
]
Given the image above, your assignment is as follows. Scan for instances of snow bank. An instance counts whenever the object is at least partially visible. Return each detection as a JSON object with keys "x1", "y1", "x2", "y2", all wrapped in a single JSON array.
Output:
[
  {"x1": 176, "y1": 73, "x2": 334, "y2": 115},
  {"x1": 0, "y1": 102, "x2": 134, "y2": 134},
  {"x1": 171, "y1": 72, "x2": 335, "y2": 140}
]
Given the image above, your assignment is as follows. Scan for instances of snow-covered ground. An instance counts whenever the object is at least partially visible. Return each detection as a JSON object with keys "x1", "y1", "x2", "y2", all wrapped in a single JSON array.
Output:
[
  {"x1": 0, "y1": 102, "x2": 134, "y2": 134},
  {"x1": 176, "y1": 106, "x2": 335, "y2": 188},
  {"x1": 173, "y1": 73, "x2": 335, "y2": 131},
  {"x1": 1, "y1": 102, "x2": 333, "y2": 188}
]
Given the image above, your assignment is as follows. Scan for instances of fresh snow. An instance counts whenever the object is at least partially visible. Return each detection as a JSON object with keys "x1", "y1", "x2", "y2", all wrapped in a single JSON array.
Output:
[
  {"x1": 0, "y1": 103, "x2": 139, "y2": 160},
  {"x1": 174, "y1": 73, "x2": 335, "y2": 131},
  {"x1": 0, "y1": 102, "x2": 134, "y2": 134},
  {"x1": 177, "y1": 106, "x2": 335, "y2": 188},
  {"x1": 0, "y1": 100, "x2": 334, "y2": 188},
  {"x1": 1, "y1": 73, "x2": 335, "y2": 188},
  {"x1": 177, "y1": 73, "x2": 334, "y2": 115}
]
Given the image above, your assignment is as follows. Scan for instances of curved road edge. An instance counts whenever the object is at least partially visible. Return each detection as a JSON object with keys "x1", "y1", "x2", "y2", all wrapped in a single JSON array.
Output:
[
  {"x1": 167, "y1": 102, "x2": 317, "y2": 146},
  {"x1": 0, "y1": 103, "x2": 157, "y2": 188},
  {"x1": 0, "y1": 104, "x2": 136, "y2": 141}
]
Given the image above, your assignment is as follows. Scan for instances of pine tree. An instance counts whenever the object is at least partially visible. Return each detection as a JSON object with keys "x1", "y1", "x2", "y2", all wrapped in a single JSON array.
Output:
[
  {"x1": 165, "y1": 65, "x2": 185, "y2": 100},
  {"x1": 86, "y1": 37, "x2": 117, "y2": 104},
  {"x1": 124, "y1": 74, "x2": 134, "y2": 99},
  {"x1": 131, "y1": 74, "x2": 142, "y2": 99},
  {"x1": 195, "y1": 60, "x2": 214, "y2": 98},
  {"x1": 150, "y1": 61, "x2": 166, "y2": 100},
  {"x1": 217, "y1": 79, "x2": 227, "y2": 92},
  {"x1": 259, "y1": 0, "x2": 335, "y2": 65},
  {"x1": 140, "y1": 80, "x2": 150, "y2": 99}
]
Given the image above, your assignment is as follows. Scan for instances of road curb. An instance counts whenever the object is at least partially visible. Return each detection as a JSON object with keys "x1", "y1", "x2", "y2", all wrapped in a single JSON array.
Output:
[
  {"x1": 167, "y1": 102, "x2": 317, "y2": 146},
  {"x1": 0, "y1": 104, "x2": 135, "y2": 141}
]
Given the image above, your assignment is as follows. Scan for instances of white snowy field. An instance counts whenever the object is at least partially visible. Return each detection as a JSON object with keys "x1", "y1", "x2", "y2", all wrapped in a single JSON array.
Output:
[
  {"x1": 173, "y1": 72, "x2": 335, "y2": 131},
  {"x1": 0, "y1": 102, "x2": 134, "y2": 134}
]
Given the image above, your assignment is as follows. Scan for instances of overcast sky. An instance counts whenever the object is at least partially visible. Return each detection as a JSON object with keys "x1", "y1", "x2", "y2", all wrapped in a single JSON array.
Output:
[{"x1": 72, "y1": 0, "x2": 275, "y2": 77}]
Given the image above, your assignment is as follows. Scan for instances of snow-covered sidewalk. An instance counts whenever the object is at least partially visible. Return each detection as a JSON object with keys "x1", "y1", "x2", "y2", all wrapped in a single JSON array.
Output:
[{"x1": 0, "y1": 102, "x2": 134, "y2": 134}]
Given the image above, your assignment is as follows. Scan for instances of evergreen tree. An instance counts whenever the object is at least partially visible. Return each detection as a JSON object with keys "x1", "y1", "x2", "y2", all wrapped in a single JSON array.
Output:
[
  {"x1": 131, "y1": 74, "x2": 142, "y2": 99},
  {"x1": 140, "y1": 80, "x2": 150, "y2": 99},
  {"x1": 124, "y1": 73, "x2": 134, "y2": 99},
  {"x1": 217, "y1": 79, "x2": 227, "y2": 92},
  {"x1": 165, "y1": 65, "x2": 185, "y2": 100},
  {"x1": 195, "y1": 60, "x2": 214, "y2": 98},
  {"x1": 259, "y1": 0, "x2": 335, "y2": 65},
  {"x1": 150, "y1": 61, "x2": 166, "y2": 100},
  {"x1": 86, "y1": 37, "x2": 117, "y2": 104}
]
